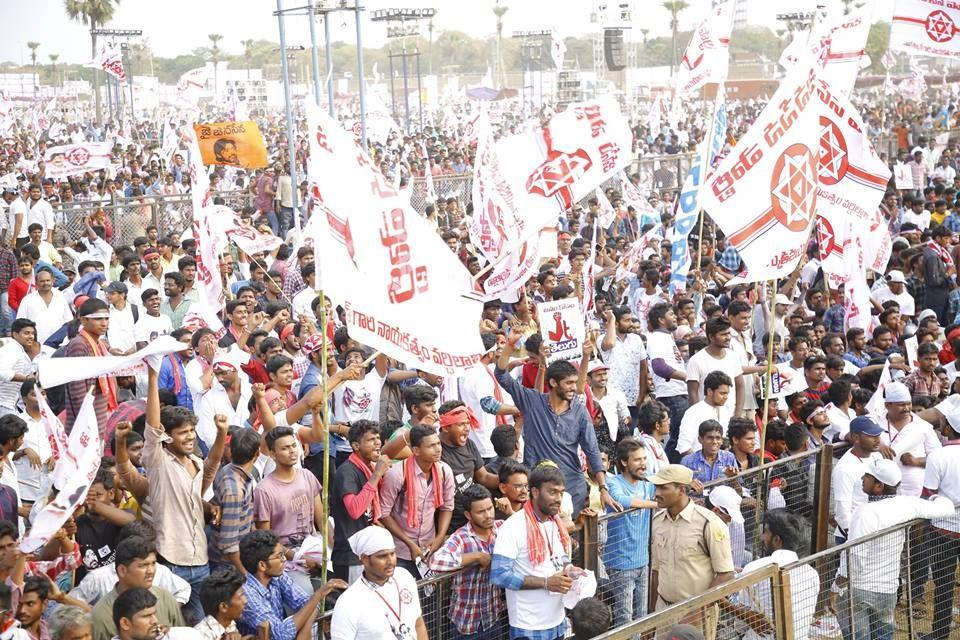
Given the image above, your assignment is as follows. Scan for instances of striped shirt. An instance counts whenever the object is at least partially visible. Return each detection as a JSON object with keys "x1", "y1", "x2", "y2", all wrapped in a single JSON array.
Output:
[{"x1": 210, "y1": 463, "x2": 255, "y2": 560}]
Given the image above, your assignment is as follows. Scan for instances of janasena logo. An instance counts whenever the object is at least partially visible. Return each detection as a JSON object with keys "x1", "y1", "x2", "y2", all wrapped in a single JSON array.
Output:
[{"x1": 769, "y1": 143, "x2": 817, "y2": 233}]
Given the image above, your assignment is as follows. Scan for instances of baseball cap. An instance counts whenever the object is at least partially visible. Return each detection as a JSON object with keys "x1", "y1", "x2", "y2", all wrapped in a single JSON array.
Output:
[
  {"x1": 587, "y1": 360, "x2": 608, "y2": 375},
  {"x1": 884, "y1": 381, "x2": 911, "y2": 403},
  {"x1": 774, "y1": 294, "x2": 791, "y2": 306},
  {"x1": 886, "y1": 270, "x2": 906, "y2": 284},
  {"x1": 865, "y1": 458, "x2": 902, "y2": 487},
  {"x1": 647, "y1": 464, "x2": 693, "y2": 486},
  {"x1": 104, "y1": 281, "x2": 127, "y2": 295},
  {"x1": 706, "y1": 485, "x2": 744, "y2": 523},
  {"x1": 849, "y1": 415, "x2": 883, "y2": 437}
]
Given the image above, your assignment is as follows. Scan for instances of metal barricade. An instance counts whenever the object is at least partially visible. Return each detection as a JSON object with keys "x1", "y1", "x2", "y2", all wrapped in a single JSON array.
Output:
[{"x1": 408, "y1": 174, "x2": 473, "y2": 215}]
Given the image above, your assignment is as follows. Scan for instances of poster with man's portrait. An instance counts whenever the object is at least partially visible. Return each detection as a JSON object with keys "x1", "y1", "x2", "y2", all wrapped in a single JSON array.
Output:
[{"x1": 193, "y1": 121, "x2": 268, "y2": 168}]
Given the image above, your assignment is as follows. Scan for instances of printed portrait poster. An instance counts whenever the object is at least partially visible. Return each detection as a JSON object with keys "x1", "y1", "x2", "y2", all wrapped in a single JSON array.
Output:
[
  {"x1": 537, "y1": 298, "x2": 585, "y2": 364},
  {"x1": 193, "y1": 121, "x2": 268, "y2": 168}
]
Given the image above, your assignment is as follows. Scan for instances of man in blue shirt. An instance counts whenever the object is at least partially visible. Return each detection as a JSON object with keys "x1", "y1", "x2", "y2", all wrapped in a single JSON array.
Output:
[
  {"x1": 604, "y1": 437, "x2": 658, "y2": 627},
  {"x1": 237, "y1": 530, "x2": 346, "y2": 640},
  {"x1": 681, "y1": 420, "x2": 737, "y2": 487},
  {"x1": 157, "y1": 328, "x2": 193, "y2": 411}
]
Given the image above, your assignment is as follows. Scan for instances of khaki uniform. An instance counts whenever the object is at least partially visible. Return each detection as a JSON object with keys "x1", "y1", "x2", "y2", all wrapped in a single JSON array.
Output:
[{"x1": 651, "y1": 499, "x2": 735, "y2": 639}]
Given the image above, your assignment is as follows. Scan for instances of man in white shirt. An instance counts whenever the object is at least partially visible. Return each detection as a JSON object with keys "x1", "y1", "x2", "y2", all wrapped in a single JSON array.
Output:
[
  {"x1": 24, "y1": 185, "x2": 54, "y2": 243},
  {"x1": 290, "y1": 263, "x2": 317, "y2": 320},
  {"x1": 720, "y1": 509, "x2": 819, "y2": 640},
  {"x1": 134, "y1": 289, "x2": 173, "y2": 349},
  {"x1": 457, "y1": 334, "x2": 508, "y2": 459},
  {"x1": 831, "y1": 416, "x2": 884, "y2": 543},
  {"x1": 587, "y1": 360, "x2": 629, "y2": 445},
  {"x1": 600, "y1": 306, "x2": 649, "y2": 426},
  {"x1": 332, "y1": 348, "x2": 387, "y2": 425},
  {"x1": 3, "y1": 188, "x2": 27, "y2": 247},
  {"x1": 686, "y1": 316, "x2": 743, "y2": 416},
  {"x1": 920, "y1": 410, "x2": 960, "y2": 640},
  {"x1": 875, "y1": 382, "x2": 941, "y2": 498},
  {"x1": 0, "y1": 319, "x2": 37, "y2": 416},
  {"x1": 626, "y1": 268, "x2": 666, "y2": 333},
  {"x1": 646, "y1": 303, "x2": 689, "y2": 461},
  {"x1": 105, "y1": 282, "x2": 139, "y2": 356},
  {"x1": 677, "y1": 371, "x2": 733, "y2": 458},
  {"x1": 331, "y1": 527, "x2": 422, "y2": 640},
  {"x1": 197, "y1": 354, "x2": 252, "y2": 451},
  {"x1": 16, "y1": 268, "x2": 71, "y2": 346},
  {"x1": 871, "y1": 270, "x2": 915, "y2": 318},
  {"x1": 823, "y1": 379, "x2": 856, "y2": 442},
  {"x1": 839, "y1": 459, "x2": 954, "y2": 640}
]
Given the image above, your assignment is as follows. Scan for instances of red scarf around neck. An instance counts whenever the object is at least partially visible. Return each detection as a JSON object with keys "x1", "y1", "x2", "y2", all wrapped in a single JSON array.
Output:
[
  {"x1": 80, "y1": 328, "x2": 118, "y2": 411},
  {"x1": 403, "y1": 455, "x2": 442, "y2": 529},
  {"x1": 348, "y1": 452, "x2": 381, "y2": 521},
  {"x1": 523, "y1": 500, "x2": 570, "y2": 565}
]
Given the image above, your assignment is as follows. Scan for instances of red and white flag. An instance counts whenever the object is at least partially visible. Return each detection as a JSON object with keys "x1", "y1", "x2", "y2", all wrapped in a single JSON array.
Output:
[
  {"x1": 675, "y1": 1, "x2": 734, "y2": 95},
  {"x1": 581, "y1": 225, "x2": 598, "y2": 318},
  {"x1": 891, "y1": 0, "x2": 960, "y2": 59},
  {"x1": 421, "y1": 143, "x2": 437, "y2": 204},
  {"x1": 305, "y1": 100, "x2": 486, "y2": 376},
  {"x1": 881, "y1": 49, "x2": 898, "y2": 69},
  {"x1": 595, "y1": 188, "x2": 617, "y2": 229},
  {"x1": 0, "y1": 94, "x2": 14, "y2": 139},
  {"x1": 615, "y1": 224, "x2": 662, "y2": 282},
  {"x1": 186, "y1": 127, "x2": 226, "y2": 332},
  {"x1": 899, "y1": 62, "x2": 928, "y2": 100},
  {"x1": 87, "y1": 44, "x2": 126, "y2": 85},
  {"x1": 207, "y1": 204, "x2": 283, "y2": 256},
  {"x1": 813, "y1": 5, "x2": 872, "y2": 97},
  {"x1": 21, "y1": 391, "x2": 101, "y2": 554},
  {"x1": 551, "y1": 37, "x2": 567, "y2": 70},
  {"x1": 43, "y1": 143, "x2": 112, "y2": 180},
  {"x1": 36, "y1": 391, "x2": 68, "y2": 468},
  {"x1": 620, "y1": 170, "x2": 658, "y2": 221}
]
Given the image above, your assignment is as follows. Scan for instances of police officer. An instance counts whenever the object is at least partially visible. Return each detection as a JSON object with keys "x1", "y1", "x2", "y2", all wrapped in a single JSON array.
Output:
[{"x1": 648, "y1": 464, "x2": 734, "y2": 640}]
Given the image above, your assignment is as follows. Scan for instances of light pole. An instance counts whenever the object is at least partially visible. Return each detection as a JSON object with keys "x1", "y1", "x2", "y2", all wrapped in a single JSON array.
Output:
[
  {"x1": 275, "y1": 0, "x2": 300, "y2": 216},
  {"x1": 91, "y1": 29, "x2": 142, "y2": 129},
  {"x1": 373, "y1": 9, "x2": 436, "y2": 133}
]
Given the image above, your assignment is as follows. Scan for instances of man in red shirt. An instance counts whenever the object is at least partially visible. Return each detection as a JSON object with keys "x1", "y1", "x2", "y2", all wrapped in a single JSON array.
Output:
[{"x1": 7, "y1": 253, "x2": 34, "y2": 313}]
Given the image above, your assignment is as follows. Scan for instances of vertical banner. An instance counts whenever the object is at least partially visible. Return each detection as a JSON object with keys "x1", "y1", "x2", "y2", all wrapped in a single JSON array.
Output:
[
  {"x1": 538, "y1": 298, "x2": 585, "y2": 364},
  {"x1": 670, "y1": 86, "x2": 728, "y2": 293}
]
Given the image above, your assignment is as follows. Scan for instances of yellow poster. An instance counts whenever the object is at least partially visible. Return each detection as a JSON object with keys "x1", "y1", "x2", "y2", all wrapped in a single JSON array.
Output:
[{"x1": 193, "y1": 121, "x2": 268, "y2": 169}]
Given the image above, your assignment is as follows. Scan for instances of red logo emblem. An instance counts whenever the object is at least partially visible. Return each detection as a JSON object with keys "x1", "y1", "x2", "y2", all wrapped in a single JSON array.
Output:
[
  {"x1": 816, "y1": 216, "x2": 839, "y2": 257},
  {"x1": 66, "y1": 147, "x2": 91, "y2": 166},
  {"x1": 526, "y1": 149, "x2": 593, "y2": 210},
  {"x1": 770, "y1": 143, "x2": 817, "y2": 232},
  {"x1": 546, "y1": 311, "x2": 574, "y2": 342},
  {"x1": 817, "y1": 117, "x2": 848, "y2": 186},
  {"x1": 926, "y1": 10, "x2": 958, "y2": 43}
]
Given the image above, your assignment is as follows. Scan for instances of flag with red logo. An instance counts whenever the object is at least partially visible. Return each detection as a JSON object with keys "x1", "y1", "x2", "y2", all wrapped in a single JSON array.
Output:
[
  {"x1": 891, "y1": 0, "x2": 960, "y2": 59},
  {"x1": 675, "y1": 1, "x2": 734, "y2": 95},
  {"x1": 701, "y1": 64, "x2": 823, "y2": 282},
  {"x1": 43, "y1": 143, "x2": 112, "y2": 180},
  {"x1": 305, "y1": 100, "x2": 485, "y2": 376},
  {"x1": 813, "y1": 5, "x2": 872, "y2": 97},
  {"x1": 881, "y1": 49, "x2": 898, "y2": 69},
  {"x1": 616, "y1": 224, "x2": 662, "y2": 282},
  {"x1": 87, "y1": 44, "x2": 126, "y2": 85},
  {"x1": 581, "y1": 225, "x2": 598, "y2": 318},
  {"x1": 22, "y1": 392, "x2": 101, "y2": 553},
  {"x1": 814, "y1": 86, "x2": 892, "y2": 288},
  {"x1": 186, "y1": 127, "x2": 226, "y2": 331}
]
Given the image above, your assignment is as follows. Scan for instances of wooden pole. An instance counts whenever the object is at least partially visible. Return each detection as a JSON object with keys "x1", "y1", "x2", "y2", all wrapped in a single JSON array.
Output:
[{"x1": 318, "y1": 286, "x2": 330, "y2": 609}]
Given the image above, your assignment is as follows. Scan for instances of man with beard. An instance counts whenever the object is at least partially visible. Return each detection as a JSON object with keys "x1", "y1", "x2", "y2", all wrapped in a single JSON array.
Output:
[
  {"x1": 111, "y1": 588, "x2": 164, "y2": 640},
  {"x1": 331, "y1": 527, "x2": 425, "y2": 640},
  {"x1": 718, "y1": 509, "x2": 820, "y2": 640},
  {"x1": 142, "y1": 367, "x2": 228, "y2": 622},
  {"x1": 604, "y1": 438, "x2": 658, "y2": 627},
  {"x1": 491, "y1": 465, "x2": 586, "y2": 640},
  {"x1": 494, "y1": 460, "x2": 530, "y2": 518},
  {"x1": 159, "y1": 273, "x2": 190, "y2": 330},
  {"x1": 648, "y1": 464, "x2": 733, "y2": 640}
]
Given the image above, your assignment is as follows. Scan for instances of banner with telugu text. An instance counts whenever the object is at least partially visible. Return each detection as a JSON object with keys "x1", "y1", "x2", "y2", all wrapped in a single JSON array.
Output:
[{"x1": 192, "y1": 121, "x2": 268, "y2": 169}]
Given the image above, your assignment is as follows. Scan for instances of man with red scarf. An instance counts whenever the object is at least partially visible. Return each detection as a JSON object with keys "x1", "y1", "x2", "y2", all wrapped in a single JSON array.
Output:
[
  {"x1": 923, "y1": 225, "x2": 956, "y2": 324},
  {"x1": 64, "y1": 298, "x2": 116, "y2": 434},
  {"x1": 490, "y1": 464, "x2": 585, "y2": 640},
  {"x1": 332, "y1": 420, "x2": 391, "y2": 584},
  {"x1": 437, "y1": 402, "x2": 500, "y2": 535}
]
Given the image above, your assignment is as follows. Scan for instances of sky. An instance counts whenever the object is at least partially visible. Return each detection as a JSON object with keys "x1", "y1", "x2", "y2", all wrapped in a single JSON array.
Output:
[{"x1": 4, "y1": 0, "x2": 897, "y2": 66}]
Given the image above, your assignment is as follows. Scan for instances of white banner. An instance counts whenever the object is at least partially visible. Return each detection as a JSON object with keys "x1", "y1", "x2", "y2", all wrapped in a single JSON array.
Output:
[
  {"x1": 36, "y1": 390, "x2": 68, "y2": 470},
  {"x1": 186, "y1": 127, "x2": 225, "y2": 316},
  {"x1": 38, "y1": 336, "x2": 182, "y2": 389},
  {"x1": 552, "y1": 37, "x2": 567, "y2": 71},
  {"x1": 208, "y1": 205, "x2": 283, "y2": 256},
  {"x1": 0, "y1": 94, "x2": 14, "y2": 139},
  {"x1": 671, "y1": 87, "x2": 727, "y2": 292},
  {"x1": 815, "y1": 5, "x2": 873, "y2": 97},
  {"x1": 87, "y1": 45, "x2": 126, "y2": 85},
  {"x1": 619, "y1": 169, "x2": 658, "y2": 225},
  {"x1": 538, "y1": 298, "x2": 585, "y2": 364},
  {"x1": 305, "y1": 100, "x2": 486, "y2": 376},
  {"x1": 21, "y1": 392, "x2": 101, "y2": 554},
  {"x1": 43, "y1": 143, "x2": 113, "y2": 180},
  {"x1": 470, "y1": 98, "x2": 633, "y2": 267},
  {"x1": 842, "y1": 227, "x2": 873, "y2": 334},
  {"x1": 702, "y1": 63, "x2": 823, "y2": 282},
  {"x1": 891, "y1": 0, "x2": 960, "y2": 59},
  {"x1": 675, "y1": 1, "x2": 733, "y2": 95}
]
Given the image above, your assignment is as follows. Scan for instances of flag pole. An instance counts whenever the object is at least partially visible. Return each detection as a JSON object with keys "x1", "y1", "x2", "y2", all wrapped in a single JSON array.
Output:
[
  {"x1": 759, "y1": 278, "x2": 778, "y2": 469},
  {"x1": 692, "y1": 84, "x2": 721, "y2": 278},
  {"x1": 318, "y1": 284, "x2": 331, "y2": 603}
]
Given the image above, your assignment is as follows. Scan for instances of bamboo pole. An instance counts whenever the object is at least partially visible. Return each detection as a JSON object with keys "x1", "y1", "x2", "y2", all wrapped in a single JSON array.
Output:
[
  {"x1": 759, "y1": 279, "x2": 778, "y2": 468},
  {"x1": 318, "y1": 286, "x2": 330, "y2": 609}
]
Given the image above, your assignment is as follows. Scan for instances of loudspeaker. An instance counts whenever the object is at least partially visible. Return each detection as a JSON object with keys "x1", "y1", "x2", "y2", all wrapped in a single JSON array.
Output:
[{"x1": 604, "y1": 28, "x2": 625, "y2": 71}]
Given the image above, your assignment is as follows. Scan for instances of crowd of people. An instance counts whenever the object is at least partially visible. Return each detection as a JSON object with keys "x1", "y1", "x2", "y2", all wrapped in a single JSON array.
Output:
[{"x1": 0, "y1": 76, "x2": 959, "y2": 640}]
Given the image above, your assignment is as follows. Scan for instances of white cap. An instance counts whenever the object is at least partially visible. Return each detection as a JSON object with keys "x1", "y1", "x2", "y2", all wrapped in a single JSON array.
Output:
[
  {"x1": 937, "y1": 395, "x2": 960, "y2": 434},
  {"x1": 917, "y1": 308, "x2": 938, "y2": 323},
  {"x1": 348, "y1": 526, "x2": 395, "y2": 558},
  {"x1": 587, "y1": 360, "x2": 609, "y2": 375},
  {"x1": 774, "y1": 294, "x2": 792, "y2": 306},
  {"x1": 707, "y1": 485, "x2": 744, "y2": 523},
  {"x1": 886, "y1": 270, "x2": 907, "y2": 284},
  {"x1": 865, "y1": 458, "x2": 902, "y2": 488},
  {"x1": 912, "y1": 146, "x2": 924, "y2": 155},
  {"x1": 884, "y1": 381, "x2": 911, "y2": 403}
]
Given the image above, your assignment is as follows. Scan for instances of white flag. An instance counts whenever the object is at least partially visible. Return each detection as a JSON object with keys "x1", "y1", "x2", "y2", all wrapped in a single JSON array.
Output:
[
  {"x1": 675, "y1": 1, "x2": 734, "y2": 95},
  {"x1": 21, "y1": 392, "x2": 101, "y2": 554},
  {"x1": 305, "y1": 100, "x2": 486, "y2": 376},
  {"x1": 595, "y1": 188, "x2": 617, "y2": 229},
  {"x1": 0, "y1": 94, "x2": 14, "y2": 139},
  {"x1": 842, "y1": 225, "x2": 874, "y2": 334},
  {"x1": 701, "y1": 63, "x2": 823, "y2": 282},
  {"x1": 552, "y1": 37, "x2": 567, "y2": 70},
  {"x1": 87, "y1": 44, "x2": 126, "y2": 85},
  {"x1": 36, "y1": 390, "x2": 68, "y2": 471},
  {"x1": 814, "y1": 5, "x2": 873, "y2": 97},
  {"x1": 43, "y1": 143, "x2": 113, "y2": 180},
  {"x1": 186, "y1": 127, "x2": 225, "y2": 321},
  {"x1": 38, "y1": 336, "x2": 183, "y2": 389},
  {"x1": 207, "y1": 205, "x2": 283, "y2": 256},
  {"x1": 891, "y1": 0, "x2": 960, "y2": 59},
  {"x1": 865, "y1": 359, "x2": 892, "y2": 417},
  {"x1": 881, "y1": 50, "x2": 898, "y2": 69}
]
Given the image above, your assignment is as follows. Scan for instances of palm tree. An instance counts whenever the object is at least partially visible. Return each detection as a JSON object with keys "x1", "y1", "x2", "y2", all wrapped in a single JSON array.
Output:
[
  {"x1": 208, "y1": 33, "x2": 223, "y2": 96},
  {"x1": 663, "y1": 0, "x2": 689, "y2": 77},
  {"x1": 27, "y1": 42, "x2": 40, "y2": 69},
  {"x1": 492, "y1": 1, "x2": 508, "y2": 88},
  {"x1": 49, "y1": 53, "x2": 60, "y2": 87},
  {"x1": 241, "y1": 38, "x2": 255, "y2": 81},
  {"x1": 64, "y1": 0, "x2": 120, "y2": 123}
]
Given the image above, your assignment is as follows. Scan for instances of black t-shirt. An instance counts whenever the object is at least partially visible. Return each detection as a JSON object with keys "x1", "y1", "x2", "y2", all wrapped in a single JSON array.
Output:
[
  {"x1": 332, "y1": 460, "x2": 376, "y2": 567},
  {"x1": 76, "y1": 514, "x2": 122, "y2": 580},
  {"x1": 441, "y1": 440, "x2": 483, "y2": 534}
]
